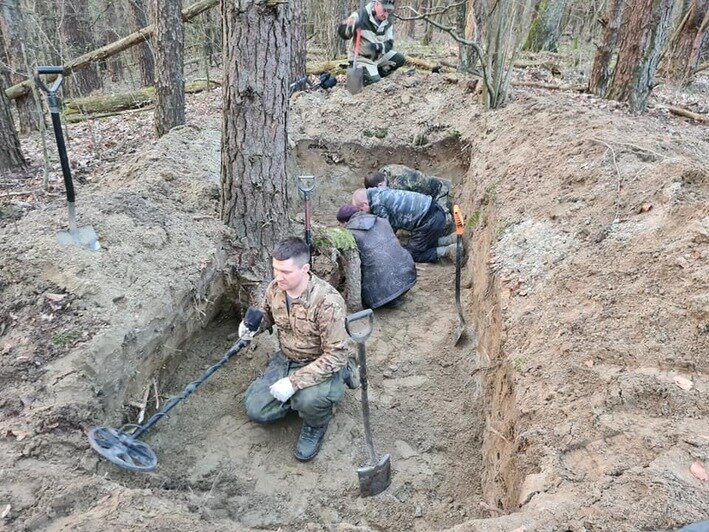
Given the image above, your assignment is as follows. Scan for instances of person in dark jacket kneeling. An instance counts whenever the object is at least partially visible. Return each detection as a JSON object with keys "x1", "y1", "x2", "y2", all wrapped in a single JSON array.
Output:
[{"x1": 337, "y1": 204, "x2": 416, "y2": 309}]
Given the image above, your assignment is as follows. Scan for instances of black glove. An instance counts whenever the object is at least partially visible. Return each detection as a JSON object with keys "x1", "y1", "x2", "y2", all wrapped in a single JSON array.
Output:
[{"x1": 365, "y1": 42, "x2": 384, "y2": 56}]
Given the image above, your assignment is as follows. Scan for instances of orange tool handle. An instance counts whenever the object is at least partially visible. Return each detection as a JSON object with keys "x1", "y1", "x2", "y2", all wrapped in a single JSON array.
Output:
[{"x1": 453, "y1": 205, "x2": 464, "y2": 236}]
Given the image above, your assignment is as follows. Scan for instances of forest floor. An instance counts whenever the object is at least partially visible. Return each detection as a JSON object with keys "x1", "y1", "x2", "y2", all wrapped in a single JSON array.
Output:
[{"x1": 0, "y1": 43, "x2": 708, "y2": 531}]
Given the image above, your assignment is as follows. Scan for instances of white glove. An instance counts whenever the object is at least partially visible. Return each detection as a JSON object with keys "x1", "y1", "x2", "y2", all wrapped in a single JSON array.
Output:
[
  {"x1": 269, "y1": 377, "x2": 296, "y2": 402},
  {"x1": 238, "y1": 321, "x2": 256, "y2": 341}
]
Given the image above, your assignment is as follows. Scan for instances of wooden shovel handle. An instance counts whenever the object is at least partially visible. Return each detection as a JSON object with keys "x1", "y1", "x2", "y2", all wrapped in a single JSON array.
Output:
[{"x1": 453, "y1": 205, "x2": 464, "y2": 236}]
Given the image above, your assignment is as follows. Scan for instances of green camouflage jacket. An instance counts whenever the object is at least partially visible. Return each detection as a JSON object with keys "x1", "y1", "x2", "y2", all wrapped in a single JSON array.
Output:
[{"x1": 261, "y1": 274, "x2": 353, "y2": 389}]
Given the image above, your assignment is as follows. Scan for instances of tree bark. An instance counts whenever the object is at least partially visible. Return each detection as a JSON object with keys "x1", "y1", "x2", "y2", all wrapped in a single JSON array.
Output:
[
  {"x1": 607, "y1": 0, "x2": 673, "y2": 112},
  {"x1": 220, "y1": 0, "x2": 292, "y2": 287},
  {"x1": 662, "y1": 0, "x2": 709, "y2": 83},
  {"x1": 105, "y1": 1, "x2": 125, "y2": 83},
  {"x1": 291, "y1": 0, "x2": 307, "y2": 80},
  {"x1": 130, "y1": 0, "x2": 156, "y2": 87},
  {"x1": 0, "y1": 0, "x2": 40, "y2": 133},
  {"x1": 0, "y1": 39, "x2": 26, "y2": 173},
  {"x1": 154, "y1": 0, "x2": 185, "y2": 137},
  {"x1": 57, "y1": 0, "x2": 102, "y2": 96},
  {"x1": 589, "y1": 0, "x2": 625, "y2": 97},
  {"x1": 523, "y1": 0, "x2": 569, "y2": 52}
]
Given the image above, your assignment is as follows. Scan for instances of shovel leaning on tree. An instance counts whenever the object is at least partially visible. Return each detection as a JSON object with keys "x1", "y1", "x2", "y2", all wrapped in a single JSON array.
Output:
[
  {"x1": 36, "y1": 66, "x2": 100, "y2": 252},
  {"x1": 296, "y1": 175, "x2": 315, "y2": 265},
  {"x1": 345, "y1": 309, "x2": 391, "y2": 497},
  {"x1": 453, "y1": 205, "x2": 467, "y2": 345},
  {"x1": 346, "y1": 29, "x2": 365, "y2": 95}
]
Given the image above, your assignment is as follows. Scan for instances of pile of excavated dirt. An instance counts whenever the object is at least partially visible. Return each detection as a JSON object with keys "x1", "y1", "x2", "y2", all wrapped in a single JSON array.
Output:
[{"x1": 0, "y1": 68, "x2": 707, "y2": 531}]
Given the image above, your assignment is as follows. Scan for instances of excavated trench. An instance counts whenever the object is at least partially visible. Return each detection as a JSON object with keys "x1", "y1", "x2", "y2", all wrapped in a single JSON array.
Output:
[{"x1": 91, "y1": 139, "x2": 521, "y2": 530}]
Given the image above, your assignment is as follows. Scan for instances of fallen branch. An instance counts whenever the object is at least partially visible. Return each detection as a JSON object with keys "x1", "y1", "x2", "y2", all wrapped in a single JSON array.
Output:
[
  {"x1": 665, "y1": 105, "x2": 708, "y2": 123},
  {"x1": 5, "y1": 0, "x2": 218, "y2": 100},
  {"x1": 0, "y1": 190, "x2": 35, "y2": 198},
  {"x1": 512, "y1": 81, "x2": 586, "y2": 91}
]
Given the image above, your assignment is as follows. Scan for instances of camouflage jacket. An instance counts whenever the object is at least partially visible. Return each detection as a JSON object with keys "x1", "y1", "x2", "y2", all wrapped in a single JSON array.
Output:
[
  {"x1": 367, "y1": 187, "x2": 433, "y2": 232},
  {"x1": 261, "y1": 274, "x2": 353, "y2": 390},
  {"x1": 380, "y1": 164, "x2": 453, "y2": 231}
]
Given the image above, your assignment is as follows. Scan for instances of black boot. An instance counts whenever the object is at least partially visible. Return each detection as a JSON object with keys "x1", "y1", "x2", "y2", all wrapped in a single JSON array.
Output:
[{"x1": 295, "y1": 422, "x2": 328, "y2": 462}]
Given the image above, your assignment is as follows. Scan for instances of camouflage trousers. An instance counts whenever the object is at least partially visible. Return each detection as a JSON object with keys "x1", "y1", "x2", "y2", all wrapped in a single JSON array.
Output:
[{"x1": 244, "y1": 351, "x2": 345, "y2": 428}]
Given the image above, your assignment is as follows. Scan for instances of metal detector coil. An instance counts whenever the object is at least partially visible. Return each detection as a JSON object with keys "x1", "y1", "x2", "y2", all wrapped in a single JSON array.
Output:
[{"x1": 88, "y1": 307, "x2": 264, "y2": 472}]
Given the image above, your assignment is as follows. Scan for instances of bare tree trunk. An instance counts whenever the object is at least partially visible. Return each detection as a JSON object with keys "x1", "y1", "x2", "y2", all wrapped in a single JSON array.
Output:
[
  {"x1": 291, "y1": 0, "x2": 307, "y2": 80},
  {"x1": 220, "y1": 0, "x2": 292, "y2": 288},
  {"x1": 407, "y1": 0, "x2": 419, "y2": 38},
  {"x1": 311, "y1": 0, "x2": 347, "y2": 60},
  {"x1": 105, "y1": 1, "x2": 125, "y2": 83},
  {"x1": 457, "y1": 0, "x2": 475, "y2": 72},
  {"x1": 0, "y1": 0, "x2": 40, "y2": 133},
  {"x1": 154, "y1": 0, "x2": 185, "y2": 137},
  {"x1": 589, "y1": 0, "x2": 625, "y2": 97},
  {"x1": 524, "y1": 0, "x2": 569, "y2": 52},
  {"x1": 57, "y1": 0, "x2": 102, "y2": 96},
  {"x1": 662, "y1": 0, "x2": 709, "y2": 83},
  {"x1": 0, "y1": 38, "x2": 26, "y2": 173},
  {"x1": 130, "y1": 0, "x2": 156, "y2": 86},
  {"x1": 607, "y1": 0, "x2": 673, "y2": 112}
]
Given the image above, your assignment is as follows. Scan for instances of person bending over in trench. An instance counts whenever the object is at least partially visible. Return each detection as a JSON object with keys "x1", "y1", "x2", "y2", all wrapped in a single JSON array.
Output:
[
  {"x1": 366, "y1": 167, "x2": 455, "y2": 234},
  {"x1": 336, "y1": 204, "x2": 416, "y2": 309},
  {"x1": 352, "y1": 186, "x2": 456, "y2": 263},
  {"x1": 240, "y1": 236, "x2": 357, "y2": 462}
]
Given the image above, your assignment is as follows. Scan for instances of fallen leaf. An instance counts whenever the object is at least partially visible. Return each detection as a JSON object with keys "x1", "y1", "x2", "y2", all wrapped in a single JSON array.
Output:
[
  {"x1": 9, "y1": 429, "x2": 29, "y2": 441},
  {"x1": 45, "y1": 293, "x2": 67, "y2": 302},
  {"x1": 1, "y1": 504, "x2": 10, "y2": 518},
  {"x1": 584, "y1": 359, "x2": 594, "y2": 368},
  {"x1": 690, "y1": 462, "x2": 708, "y2": 482},
  {"x1": 674, "y1": 376, "x2": 694, "y2": 391},
  {"x1": 638, "y1": 203, "x2": 653, "y2": 213}
]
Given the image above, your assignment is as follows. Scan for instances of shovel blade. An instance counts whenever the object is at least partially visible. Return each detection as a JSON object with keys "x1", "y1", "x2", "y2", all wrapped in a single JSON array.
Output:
[
  {"x1": 57, "y1": 225, "x2": 101, "y2": 251},
  {"x1": 347, "y1": 66, "x2": 364, "y2": 95},
  {"x1": 358, "y1": 453, "x2": 391, "y2": 497},
  {"x1": 454, "y1": 320, "x2": 466, "y2": 345}
]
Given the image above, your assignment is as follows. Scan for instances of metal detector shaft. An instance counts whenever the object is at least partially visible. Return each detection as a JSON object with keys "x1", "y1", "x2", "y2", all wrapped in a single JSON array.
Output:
[{"x1": 133, "y1": 338, "x2": 248, "y2": 439}]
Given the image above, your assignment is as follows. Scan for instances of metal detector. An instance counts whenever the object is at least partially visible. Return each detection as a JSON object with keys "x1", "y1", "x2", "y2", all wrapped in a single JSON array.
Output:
[{"x1": 88, "y1": 307, "x2": 264, "y2": 472}]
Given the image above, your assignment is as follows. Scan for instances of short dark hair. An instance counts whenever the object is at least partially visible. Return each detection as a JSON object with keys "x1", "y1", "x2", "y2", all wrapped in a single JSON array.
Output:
[
  {"x1": 272, "y1": 236, "x2": 310, "y2": 265},
  {"x1": 364, "y1": 171, "x2": 387, "y2": 188}
]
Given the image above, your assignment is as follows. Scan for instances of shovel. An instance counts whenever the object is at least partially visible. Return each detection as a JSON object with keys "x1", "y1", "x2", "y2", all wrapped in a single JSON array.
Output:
[
  {"x1": 88, "y1": 307, "x2": 264, "y2": 472},
  {"x1": 345, "y1": 309, "x2": 391, "y2": 497},
  {"x1": 346, "y1": 29, "x2": 364, "y2": 95},
  {"x1": 296, "y1": 175, "x2": 315, "y2": 265},
  {"x1": 36, "y1": 66, "x2": 100, "y2": 252},
  {"x1": 453, "y1": 205, "x2": 467, "y2": 345}
]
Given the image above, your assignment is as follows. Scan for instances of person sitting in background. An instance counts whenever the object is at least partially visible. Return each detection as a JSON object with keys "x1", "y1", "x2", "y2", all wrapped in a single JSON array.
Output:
[
  {"x1": 337, "y1": 0, "x2": 405, "y2": 86},
  {"x1": 337, "y1": 204, "x2": 416, "y2": 309},
  {"x1": 352, "y1": 187, "x2": 455, "y2": 263}
]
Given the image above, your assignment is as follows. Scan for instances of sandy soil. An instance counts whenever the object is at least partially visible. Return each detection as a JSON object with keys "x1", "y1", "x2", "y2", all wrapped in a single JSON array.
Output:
[{"x1": 0, "y1": 63, "x2": 707, "y2": 531}]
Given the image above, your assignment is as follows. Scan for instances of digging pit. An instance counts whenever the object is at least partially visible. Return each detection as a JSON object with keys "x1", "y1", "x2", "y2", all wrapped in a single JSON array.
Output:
[{"x1": 85, "y1": 138, "x2": 504, "y2": 531}]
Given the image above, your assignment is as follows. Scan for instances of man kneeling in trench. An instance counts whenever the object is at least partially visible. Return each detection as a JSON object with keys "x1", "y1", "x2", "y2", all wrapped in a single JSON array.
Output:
[{"x1": 240, "y1": 236, "x2": 356, "y2": 461}]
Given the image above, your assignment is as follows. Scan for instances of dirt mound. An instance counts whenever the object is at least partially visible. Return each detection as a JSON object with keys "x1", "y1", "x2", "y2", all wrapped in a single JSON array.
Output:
[{"x1": 1, "y1": 69, "x2": 707, "y2": 531}]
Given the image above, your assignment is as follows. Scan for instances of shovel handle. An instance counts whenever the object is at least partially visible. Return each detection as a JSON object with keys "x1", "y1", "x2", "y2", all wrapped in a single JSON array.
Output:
[
  {"x1": 453, "y1": 205, "x2": 464, "y2": 236},
  {"x1": 37, "y1": 66, "x2": 64, "y2": 75},
  {"x1": 346, "y1": 308, "x2": 374, "y2": 343}
]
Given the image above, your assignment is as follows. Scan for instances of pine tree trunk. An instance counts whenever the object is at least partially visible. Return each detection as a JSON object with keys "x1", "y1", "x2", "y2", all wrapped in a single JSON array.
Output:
[
  {"x1": 105, "y1": 2, "x2": 125, "y2": 83},
  {"x1": 0, "y1": 43, "x2": 26, "y2": 173},
  {"x1": 154, "y1": 0, "x2": 185, "y2": 137},
  {"x1": 524, "y1": 0, "x2": 569, "y2": 52},
  {"x1": 130, "y1": 0, "x2": 156, "y2": 87},
  {"x1": 457, "y1": 0, "x2": 476, "y2": 72},
  {"x1": 57, "y1": 0, "x2": 102, "y2": 96},
  {"x1": 0, "y1": 0, "x2": 40, "y2": 133},
  {"x1": 291, "y1": 0, "x2": 307, "y2": 80},
  {"x1": 662, "y1": 0, "x2": 709, "y2": 83},
  {"x1": 607, "y1": 0, "x2": 673, "y2": 112},
  {"x1": 589, "y1": 0, "x2": 625, "y2": 97},
  {"x1": 220, "y1": 0, "x2": 292, "y2": 284}
]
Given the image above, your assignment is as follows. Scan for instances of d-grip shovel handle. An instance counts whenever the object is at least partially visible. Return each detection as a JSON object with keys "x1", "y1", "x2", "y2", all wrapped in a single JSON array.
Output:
[
  {"x1": 296, "y1": 175, "x2": 315, "y2": 194},
  {"x1": 346, "y1": 308, "x2": 374, "y2": 343},
  {"x1": 37, "y1": 66, "x2": 64, "y2": 75}
]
